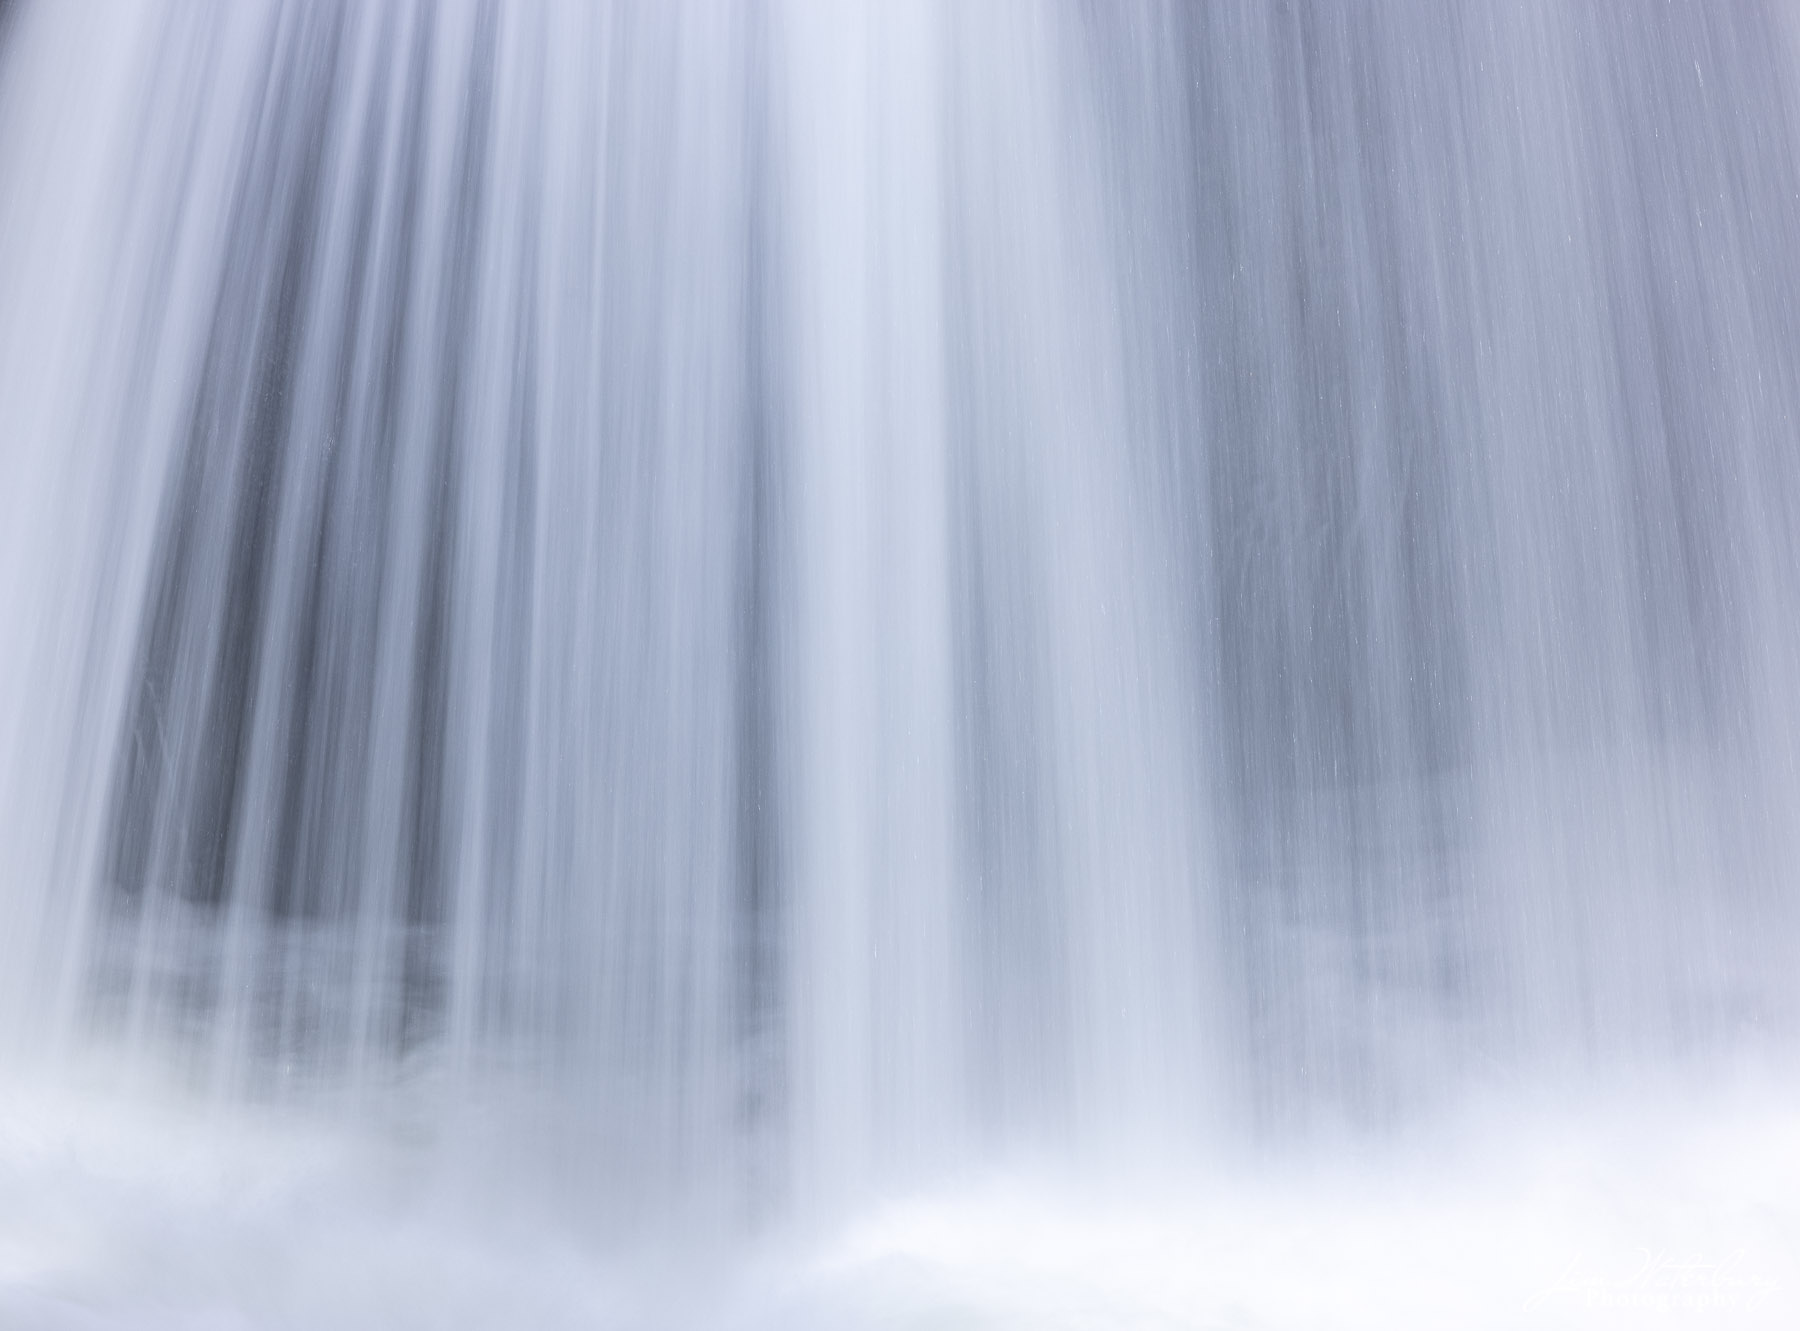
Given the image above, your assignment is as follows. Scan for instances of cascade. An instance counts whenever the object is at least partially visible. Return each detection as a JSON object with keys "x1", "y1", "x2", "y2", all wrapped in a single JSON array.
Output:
[{"x1": 1, "y1": 1, "x2": 1797, "y2": 1322}]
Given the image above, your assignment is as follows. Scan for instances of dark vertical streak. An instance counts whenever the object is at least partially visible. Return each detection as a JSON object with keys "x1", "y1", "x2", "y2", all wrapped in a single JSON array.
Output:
[
  {"x1": 108, "y1": 3, "x2": 348, "y2": 915},
  {"x1": 397, "y1": 0, "x2": 497, "y2": 1047},
  {"x1": 733, "y1": 3, "x2": 786, "y2": 1209},
  {"x1": 481, "y1": 19, "x2": 543, "y2": 1036},
  {"x1": 268, "y1": 10, "x2": 394, "y2": 923}
]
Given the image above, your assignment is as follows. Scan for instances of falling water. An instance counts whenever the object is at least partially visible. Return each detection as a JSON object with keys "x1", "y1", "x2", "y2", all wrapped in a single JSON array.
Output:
[{"x1": 2, "y1": 0, "x2": 1798, "y2": 1323}]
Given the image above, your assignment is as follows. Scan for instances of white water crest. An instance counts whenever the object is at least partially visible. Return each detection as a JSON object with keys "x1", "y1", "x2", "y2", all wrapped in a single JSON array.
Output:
[{"x1": 1, "y1": 0, "x2": 1798, "y2": 1324}]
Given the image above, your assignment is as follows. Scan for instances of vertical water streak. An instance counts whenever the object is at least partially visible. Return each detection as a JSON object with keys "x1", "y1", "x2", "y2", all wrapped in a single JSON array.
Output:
[{"x1": 0, "y1": 0, "x2": 1795, "y2": 1234}]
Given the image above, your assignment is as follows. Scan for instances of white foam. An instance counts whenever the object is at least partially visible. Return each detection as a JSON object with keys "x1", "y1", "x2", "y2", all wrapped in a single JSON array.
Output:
[{"x1": 4, "y1": 1074, "x2": 1794, "y2": 1329}]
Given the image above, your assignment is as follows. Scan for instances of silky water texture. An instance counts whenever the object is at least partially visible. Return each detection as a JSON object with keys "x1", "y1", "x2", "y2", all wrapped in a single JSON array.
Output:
[{"x1": 1, "y1": 2, "x2": 1798, "y2": 1327}]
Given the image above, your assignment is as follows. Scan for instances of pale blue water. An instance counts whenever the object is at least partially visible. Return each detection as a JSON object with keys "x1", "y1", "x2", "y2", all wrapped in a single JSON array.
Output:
[{"x1": 0, "y1": 1, "x2": 1797, "y2": 1323}]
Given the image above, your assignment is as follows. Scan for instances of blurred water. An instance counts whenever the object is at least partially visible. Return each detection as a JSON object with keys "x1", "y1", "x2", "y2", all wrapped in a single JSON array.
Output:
[
  {"x1": 0, "y1": 0, "x2": 1797, "y2": 1297},
  {"x1": 3, "y1": 1066, "x2": 1797, "y2": 1329}
]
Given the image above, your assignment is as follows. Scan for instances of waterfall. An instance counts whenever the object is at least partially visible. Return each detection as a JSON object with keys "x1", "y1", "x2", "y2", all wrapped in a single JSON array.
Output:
[{"x1": 1, "y1": 0, "x2": 1798, "y2": 1274}]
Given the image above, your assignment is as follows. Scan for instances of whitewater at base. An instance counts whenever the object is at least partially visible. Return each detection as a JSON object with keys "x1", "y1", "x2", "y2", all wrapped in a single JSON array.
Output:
[{"x1": 2, "y1": 1068, "x2": 1796, "y2": 1330}]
